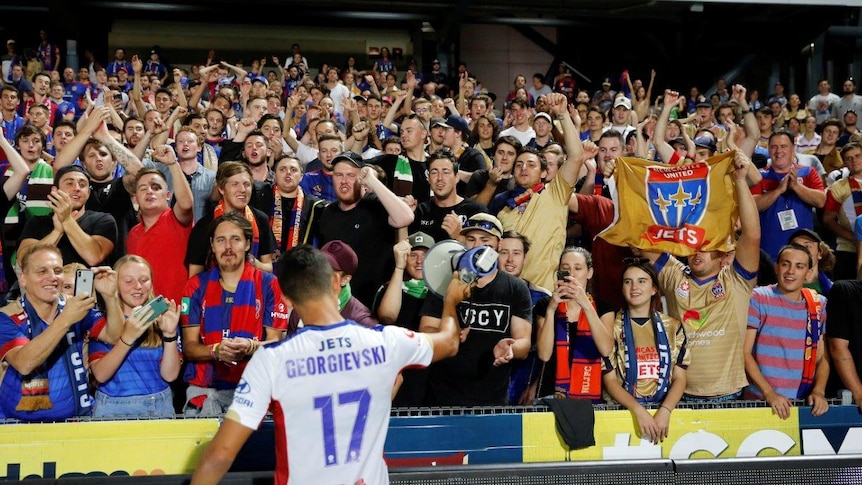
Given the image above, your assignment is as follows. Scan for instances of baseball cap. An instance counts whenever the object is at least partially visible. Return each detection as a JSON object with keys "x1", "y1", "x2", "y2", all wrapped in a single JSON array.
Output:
[
  {"x1": 331, "y1": 151, "x2": 365, "y2": 168},
  {"x1": 534, "y1": 112, "x2": 553, "y2": 124},
  {"x1": 788, "y1": 228, "x2": 823, "y2": 245},
  {"x1": 117, "y1": 66, "x2": 128, "y2": 73},
  {"x1": 407, "y1": 231, "x2": 435, "y2": 250},
  {"x1": 6, "y1": 39, "x2": 15, "y2": 46},
  {"x1": 460, "y1": 213, "x2": 503, "y2": 239},
  {"x1": 602, "y1": 77, "x2": 611, "y2": 86},
  {"x1": 614, "y1": 97, "x2": 632, "y2": 110},
  {"x1": 251, "y1": 76, "x2": 269, "y2": 87},
  {"x1": 693, "y1": 136, "x2": 717, "y2": 153},
  {"x1": 695, "y1": 100, "x2": 712, "y2": 109},
  {"x1": 669, "y1": 137, "x2": 686, "y2": 148},
  {"x1": 432, "y1": 59, "x2": 441, "y2": 64},
  {"x1": 430, "y1": 117, "x2": 449, "y2": 129},
  {"x1": 446, "y1": 115, "x2": 469, "y2": 133},
  {"x1": 353, "y1": 94, "x2": 367, "y2": 103},
  {"x1": 320, "y1": 240, "x2": 358, "y2": 276}
]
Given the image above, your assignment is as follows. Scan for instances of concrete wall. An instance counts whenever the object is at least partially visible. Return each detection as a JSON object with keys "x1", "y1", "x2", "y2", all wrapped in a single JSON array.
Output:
[{"x1": 460, "y1": 24, "x2": 556, "y2": 102}]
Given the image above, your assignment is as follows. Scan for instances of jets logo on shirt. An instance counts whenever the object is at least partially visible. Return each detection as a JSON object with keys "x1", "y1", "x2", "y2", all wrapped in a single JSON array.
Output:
[
  {"x1": 711, "y1": 281, "x2": 725, "y2": 299},
  {"x1": 236, "y1": 378, "x2": 251, "y2": 394}
]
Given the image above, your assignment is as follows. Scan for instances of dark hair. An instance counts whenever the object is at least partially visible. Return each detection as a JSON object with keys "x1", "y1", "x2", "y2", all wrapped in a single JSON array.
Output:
[
  {"x1": 53, "y1": 164, "x2": 89, "y2": 187},
  {"x1": 517, "y1": 145, "x2": 547, "y2": 171},
  {"x1": 493, "y1": 135, "x2": 523, "y2": 155},
  {"x1": 272, "y1": 155, "x2": 303, "y2": 174},
  {"x1": 501, "y1": 230, "x2": 531, "y2": 254},
  {"x1": 258, "y1": 113, "x2": 283, "y2": 131},
  {"x1": 776, "y1": 242, "x2": 813, "y2": 269},
  {"x1": 210, "y1": 212, "x2": 253, "y2": 247},
  {"x1": 469, "y1": 112, "x2": 500, "y2": 145},
  {"x1": 559, "y1": 246, "x2": 592, "y2": 269},
  {"x1": 15, "y1": 124, "x2": 45, "y2": 148},
  {"x1": 621, "y1": 258, "x2": 663, "y2": 315},
  {"x1": 428, "y1": 148, "x2": 458, "y2": 171}
]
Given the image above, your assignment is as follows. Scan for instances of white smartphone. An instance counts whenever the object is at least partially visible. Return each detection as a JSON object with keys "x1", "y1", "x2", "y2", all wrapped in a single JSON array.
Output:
[{"x1": 74, "y1": 269, "x2": 95, "y2": 297}]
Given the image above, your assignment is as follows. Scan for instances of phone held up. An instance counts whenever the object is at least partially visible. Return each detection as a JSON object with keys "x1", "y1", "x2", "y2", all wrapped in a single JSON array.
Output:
[
  {"x1": 133, "y1": 295, "x2": 170, "y2": 325},
  {"x1": 74, "y1": 269, "x2": 95, "y2": 298},
  {"x1": 555, "y1": 270, "x2": 570, "y2": 281}
]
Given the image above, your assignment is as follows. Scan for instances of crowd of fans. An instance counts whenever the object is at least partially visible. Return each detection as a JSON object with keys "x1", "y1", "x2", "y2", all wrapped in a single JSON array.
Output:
[{"x1": 1, "y1": 30, "x2": 862, "y2": 447}]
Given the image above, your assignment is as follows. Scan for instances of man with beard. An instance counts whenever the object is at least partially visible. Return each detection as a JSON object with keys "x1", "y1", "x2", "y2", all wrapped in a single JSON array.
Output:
[
  {"x1": 181, "y1": 212, "x2": 286, "y2": 416},
  {"x1": 313, "y1": 151, "x2": 414, "y2": 308},
  {"x1": 408, "y1": 149, "x2": 488, "y2": 243},
  {"x1": 51, "y1": 108, "x2": 144, "y2": 262},
  {"x1": 18, "y1": 165, "x2": 117, "y2": 268},
  {"x1": 186, "y1": 162, "x2": 276, "y2": 277},
  {"x1": 258, "y1": 156, "x2": 327, "y2": 255}
]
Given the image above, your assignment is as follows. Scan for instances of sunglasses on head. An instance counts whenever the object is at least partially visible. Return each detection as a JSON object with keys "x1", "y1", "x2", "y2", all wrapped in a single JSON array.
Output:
[
  {"x1": 464, "y1": 220, "x2": 499, "y2": 232},
  {"x1": 622, "y1": 257, "x2": 650, "y2": 266}
]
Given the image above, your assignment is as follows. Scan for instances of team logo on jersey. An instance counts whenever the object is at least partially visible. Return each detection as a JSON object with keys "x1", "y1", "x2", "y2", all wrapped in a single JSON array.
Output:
[
  {"x1": 675, "y1": 280, "x2": 690, "y2": 298},
  {"x1": 181, "y1": 297, "x2": 190, "y2": 315},
  {"x1": 644, "y1": 163, "x2": 709, "y2": 249},
  {"x1": 711, "y1": 281, "x2": 726, "y2": 299},
  {"x1": 403, "y1": 329, "x2": 415, "y2": 338},
  {"x1": 235, "y1": 378, "x2": 251, "y2": 394}
]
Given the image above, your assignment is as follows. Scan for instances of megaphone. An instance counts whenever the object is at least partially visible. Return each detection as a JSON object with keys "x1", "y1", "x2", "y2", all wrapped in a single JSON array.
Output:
[{"x1": 422, "y1": 239, "x2": 499, "y2": 298}]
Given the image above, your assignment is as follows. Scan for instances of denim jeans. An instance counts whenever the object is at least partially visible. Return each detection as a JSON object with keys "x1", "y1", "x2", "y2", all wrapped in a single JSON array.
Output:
[
  {"x1": 681, "y1": 389, "x2": 743, "y2": 403},
  {"x1": 93, "y1": 387, "x2": 175, "y2": 418}
]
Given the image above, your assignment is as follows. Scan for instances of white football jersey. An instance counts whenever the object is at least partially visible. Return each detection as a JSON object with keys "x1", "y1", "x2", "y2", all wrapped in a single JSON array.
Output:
[{"x1": 226, "y1": 321, "x2": 433, "y2": 485}]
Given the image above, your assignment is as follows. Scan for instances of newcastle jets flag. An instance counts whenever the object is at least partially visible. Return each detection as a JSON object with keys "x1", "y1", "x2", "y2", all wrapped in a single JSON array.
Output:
[{"x1": 597, "y1": 152, "x2": 738, "y2": 256}]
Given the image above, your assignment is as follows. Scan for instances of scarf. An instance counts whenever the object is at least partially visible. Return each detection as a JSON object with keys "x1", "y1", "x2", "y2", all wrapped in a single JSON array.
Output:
[
  {"x1": 619, "y1": 309, "x2": 672, "y2": 404},
  {"x1": 553, "y1": 297, "x2": 602, "y2": 402},
  {"x1": 402, "y1": 278, "x2": 427, "y2": 299},
  {"x1": 200, "y1": 263, "x2": 265, "y2": 387},
  {"x1": 213, "y1": 201, "x2": 260, "y2": 258},
  {"x1": 337, "y1": 282, "x2": 352, "y2": 311},
  {"x1": 272, "y1": 187, "x2": 304, "y2": 254},
  {"x1": 392, "y1": 155, "x2": 414, "y2": 198},
  {"x1": 848, "y1": 177, "x2": 862, "y2": 216},
  {"x1": 16, "y1": 296, "x2": 91, "y2": 416},
  {"x1": 798, "y1": 288, "x2": 822, "y2": 398},
  {"x1": 505, "y1": 182, "x2": 545, "y2": 210}
]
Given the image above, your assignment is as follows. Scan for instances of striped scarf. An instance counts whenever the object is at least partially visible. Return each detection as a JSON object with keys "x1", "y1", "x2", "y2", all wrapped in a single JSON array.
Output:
[
  {"x1": 506, "y1": 182, "x2": 545, "y2": 210},
  {"x1": 213, "y1": 201, "x2": 260, "y2": 257},
  {"x1": 553, "y1": 297, "x2": 602, "y2": 402},
  {"x1": 798, "y1": 288, "x2": 822, "y2": 399},
  {"x1": 392, "y1": 155, "x2": 414, "y2": 198},
  {"x1": 619, "y1": 309, "x2": 672, "y2": 404},
  {"x1": 849, "y1": 177, "x2": 862, "y2": 216},
  {"x1": 271, "y1": 187, "x2": 304, "y2": 254},
  {"x1": 201, "y1": 263, "x2": 265, "y2": 387}
]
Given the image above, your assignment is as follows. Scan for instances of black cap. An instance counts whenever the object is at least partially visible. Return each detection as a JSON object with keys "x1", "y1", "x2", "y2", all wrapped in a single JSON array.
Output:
[
  {"x1": 53, "y1": 164, "x2": 89, "y2": 187},
  {"x1": 788, "y1": 228, "x2": 823, "y2": 245},
  {"x1": 353, "y1": 94, "x2": 367, "y2": 103},
  {"x1": 331, "y1": 151, "x2": 364, "y2": 168},
  {"x1": 446, "y1": 115, "x2": 469, "y2": 133},
  {"x1": 695, "y1": 101, "x2": 712, "y2": 109}
]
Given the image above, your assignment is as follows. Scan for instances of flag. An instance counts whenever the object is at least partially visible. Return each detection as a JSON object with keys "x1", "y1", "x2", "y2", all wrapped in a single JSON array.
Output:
[{"x1": 596, "y1": 152, "x2": 738, "y2": 256}]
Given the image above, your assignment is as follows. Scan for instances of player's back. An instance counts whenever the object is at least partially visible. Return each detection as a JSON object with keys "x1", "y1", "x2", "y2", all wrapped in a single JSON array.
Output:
[{"x1": 253, "y1": 320, "x2": 433, "y2": 484}]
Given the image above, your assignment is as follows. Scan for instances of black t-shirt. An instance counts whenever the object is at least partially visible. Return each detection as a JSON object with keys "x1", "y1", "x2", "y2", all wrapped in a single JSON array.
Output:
[
  {"x1": 409, "y1": 198, "x2": 489, "y2": 243},
  {"x1": 463, "y1": 169, "x2": 515, "y2": 200},
  {"x1": 20, "y1": 210, "x2": 118, "y2": 267},
  {"x1": 315, "y1": 196, "x2": 397, "y2": 309},
  {"x1": 825, "y1": 280, "x2": 862, "y2": 397},
  {"x1": 185, "y1": 207, "x2": 277, "y2": 267},
  {"x1": 422, "y1": 270, "x2": 532, "y2": 406},
  {"x1": 87, "y1": 177, "x2": 135, "y2": 263},
  {"x1": 367, "y1": 153, "x2": 432, "y2": 204}
]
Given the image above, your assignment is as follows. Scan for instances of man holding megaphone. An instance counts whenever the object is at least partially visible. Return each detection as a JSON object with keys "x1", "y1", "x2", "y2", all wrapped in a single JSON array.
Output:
[{"x1": 419, "y1": 213, "x2": 532, "y2": 406}]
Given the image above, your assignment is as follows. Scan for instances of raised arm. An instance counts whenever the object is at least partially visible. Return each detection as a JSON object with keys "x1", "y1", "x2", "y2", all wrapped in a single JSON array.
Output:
[
  {"x1": 152, "y1": 144, "x2": 194, "y2": 226},
  {"x1": 732, "y1": 150, "x2": 761, "y2": 274},
  {"x1": 0, "y1": 127, "x2": 32, "y2": 201},
  {"x1": 548, "y1": 92, "x2": 584, "y2": 186},
  {"x1": 653, "y1": 90, "x2": 680, "y2": 163},
  {"x1": 360, "y1": 165, "x2": 414, "y2": 228}
]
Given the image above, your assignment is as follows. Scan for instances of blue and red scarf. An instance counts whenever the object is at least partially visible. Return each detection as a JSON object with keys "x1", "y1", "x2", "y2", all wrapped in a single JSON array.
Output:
[{"x1": 553, "y1": 297, "x2": 603, "y2": 402}]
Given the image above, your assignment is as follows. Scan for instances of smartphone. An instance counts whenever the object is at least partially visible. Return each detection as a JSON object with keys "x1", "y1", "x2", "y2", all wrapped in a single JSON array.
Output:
[
  {"x1": 133, "y1": 295, "x2": 170, "y2": 324},
  {"x1": 556, "y1": 270, "x2": 571, "y2": 281},
  {"x1": 113, "y1": 92, "x2": 123, "y2": 101},
  {"x1": 74, "y1": 269, "x2": 95, "y2": 297}
]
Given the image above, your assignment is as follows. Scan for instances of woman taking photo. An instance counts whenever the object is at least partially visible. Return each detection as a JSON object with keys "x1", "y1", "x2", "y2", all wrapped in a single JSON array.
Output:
[
  {"x1": 87, "y1": 255, "x2": 182, "y2": 417},
  {"x1": 600, "y1": 257, "x2": 689, "y2": 444},
  {"x1": 536, "y1": 247, "x2": 612, "y2": 402}
]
